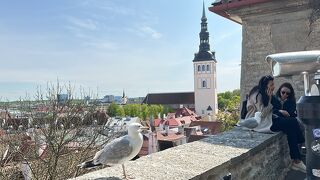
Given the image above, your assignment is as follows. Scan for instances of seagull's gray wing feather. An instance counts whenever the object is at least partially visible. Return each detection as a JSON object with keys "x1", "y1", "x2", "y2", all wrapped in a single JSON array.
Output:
[
  {"x1": 238, "y1": 117, "x2": 258, "y2": 129},
  {"x1": 94, "y1": 136, "x2": 133, "y2": 165}
]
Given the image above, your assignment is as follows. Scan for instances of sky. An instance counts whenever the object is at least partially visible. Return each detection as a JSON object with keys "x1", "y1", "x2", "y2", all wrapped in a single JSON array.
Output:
[{"x1": 0, "y1": 0, "x2": 242, "y2": 101}]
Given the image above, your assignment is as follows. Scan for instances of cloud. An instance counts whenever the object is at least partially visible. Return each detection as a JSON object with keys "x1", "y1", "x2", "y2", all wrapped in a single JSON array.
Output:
[
  {"x1": 83, "y1": 41, "x2": 118, "y2": 51},
  {"x1": 139, "y1": 26, "x2": 162, "y2": 39},
  {"x1": 78, "y1": 0, "x2": 135, "y2": 16},
  {"x1": 66, "y1": 16, "x2": 98, "y2": 31},
  {"x1": 127, "y1": 25, "x2": 162, "y2": 39}
]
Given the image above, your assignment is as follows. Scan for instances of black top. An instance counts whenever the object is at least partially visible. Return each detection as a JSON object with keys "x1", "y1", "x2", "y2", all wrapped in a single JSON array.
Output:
[{"x1": 272, "y1": 96, "x2": 297, "y2": 117}]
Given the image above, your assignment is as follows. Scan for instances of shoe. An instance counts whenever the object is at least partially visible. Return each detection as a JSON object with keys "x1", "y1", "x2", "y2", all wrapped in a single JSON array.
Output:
[
  {"x1": 291, "y1": 161, "x2": 306, "y2": 173},
  {"x1": 300, "y1": 146, "x2": 306, "y2": 156}
]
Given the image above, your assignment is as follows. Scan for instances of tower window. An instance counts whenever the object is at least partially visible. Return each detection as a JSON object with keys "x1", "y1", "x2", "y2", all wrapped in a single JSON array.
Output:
[
  {"x1": 197, "y1": 65, "x2": 201, "y2": 72},
  {"x1": 202, "y1": 80, "x2": 207, "y2": 88},
  {"x1": 206, "y1": 65, "x2": 210, "y2": 71},
  {"x1": 202, "y1": 65, "x2": 205, "y2": 71}
]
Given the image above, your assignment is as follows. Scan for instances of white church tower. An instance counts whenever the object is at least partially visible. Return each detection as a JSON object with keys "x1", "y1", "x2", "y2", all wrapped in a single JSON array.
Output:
[{"x1": 193, "y1": 2, "x2": 218, "y2": 117}]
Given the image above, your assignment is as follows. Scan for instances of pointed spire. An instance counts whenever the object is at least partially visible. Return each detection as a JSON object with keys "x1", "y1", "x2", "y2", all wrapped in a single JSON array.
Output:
[
  {"x1": 202, "y1": 0, "x2": 207, "y2": 21},
  {"x1": 122, "y1": 89, "x2": 125, "y2": 98},
  {"x1": 193, "y1": 1, "x2": 216, "y2": 62}
]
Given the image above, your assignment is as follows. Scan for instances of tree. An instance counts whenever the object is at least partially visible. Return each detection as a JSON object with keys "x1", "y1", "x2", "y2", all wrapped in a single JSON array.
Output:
[
  {"x1": 107, "y1": 102, "x2": 119, "y2": 117},
  {"x1": 115, "y1": 106, "x2": 125, "y2": 117},
  {"x1": 216, "y1": 89, "x2": 241, "y2": 131},
  {"x1": 139, "y1": 104, "x2": 149, "y2": 121},
  {"x1": 0, "y1": 83, "x2": 121, "y2": 180}
]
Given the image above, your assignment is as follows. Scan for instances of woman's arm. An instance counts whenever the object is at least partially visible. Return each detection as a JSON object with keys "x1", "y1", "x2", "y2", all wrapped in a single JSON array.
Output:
[
  {"x1": 271, "y1": 96, "x2": 283, "y2": 117},
  {"x1": 284, "y1": 101, "x2": 297, "y2": 117}
]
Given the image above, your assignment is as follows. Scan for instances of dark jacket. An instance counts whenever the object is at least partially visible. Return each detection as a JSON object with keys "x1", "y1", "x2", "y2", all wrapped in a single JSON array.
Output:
[{"x1": 272, "y1": 96, "x2": 297, "y2": 117}]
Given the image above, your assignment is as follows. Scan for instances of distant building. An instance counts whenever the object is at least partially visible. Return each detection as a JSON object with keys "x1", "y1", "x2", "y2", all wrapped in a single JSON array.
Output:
[
  {"x1": 193, "y1": 2, "x2": 218, "y2": 117},
  {"x1": 127, "y1": 97, "x2": 145, "y2": 104},
  {"x1": 121, "y1": 90, "x2": 128, "y2": 105},
  {"x1": 114, "y1": 96, "x2": 122, "y2": 104},
  {"x1": 57, "y1": 94, "x2": 68, "y2": 104},
  {"x1": 142, "y1": 92, "x2": 195, "y2": 110},
  {"x1": 84, "y1": 96, "x2": 90, "y2": 105},
  {"x1": 101, "y1": 95, "x2": 114, "y2": 103}
]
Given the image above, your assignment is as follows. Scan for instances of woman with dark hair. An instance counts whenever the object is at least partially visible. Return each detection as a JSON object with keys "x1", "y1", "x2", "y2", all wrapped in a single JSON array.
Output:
[
  {"x1": 245, "y1": 75, "x2": 275, "y2": 132},
  {"x1": 244, "y1": 75, "x2": 306, "y2": 173},
  {"x1": 274, "y1": 82, "x2": 297, "y2": 117}
]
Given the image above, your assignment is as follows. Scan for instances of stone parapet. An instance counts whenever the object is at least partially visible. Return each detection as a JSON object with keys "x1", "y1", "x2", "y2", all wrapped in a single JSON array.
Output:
[{"x1": 73, "y1": 127, "x2": 291, "y2": 180}]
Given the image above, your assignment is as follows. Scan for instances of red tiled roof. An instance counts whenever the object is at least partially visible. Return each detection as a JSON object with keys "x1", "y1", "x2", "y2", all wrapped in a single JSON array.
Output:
[
  {"x1": 157, "y1": 130, "x2": 185, "y2": 141},
  {"x1": 163, "y1": 118, "x2": 182, "y2": 126},
  {"x1": 175, "y1": 107, "x2": 198, "y2": 117},
  {"x1": 154, "y1": 118, "x2": 165, "y2": 127}
]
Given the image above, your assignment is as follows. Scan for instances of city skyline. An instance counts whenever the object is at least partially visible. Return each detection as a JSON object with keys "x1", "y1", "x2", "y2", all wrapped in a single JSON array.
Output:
[{"x1": 0, "y1": 0, "x2": 241, "y2": 101}]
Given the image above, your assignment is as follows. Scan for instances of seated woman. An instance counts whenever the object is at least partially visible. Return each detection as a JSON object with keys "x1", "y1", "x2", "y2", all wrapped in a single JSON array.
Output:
[
  {"x1": 273, "y1": 82, "x2": 297, "y2": 118},
  {"x1": 244, "y1": 75, "x2": 306, "y2": 173}
]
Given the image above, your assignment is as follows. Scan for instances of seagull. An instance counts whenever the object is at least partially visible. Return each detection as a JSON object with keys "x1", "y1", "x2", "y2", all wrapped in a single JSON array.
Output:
[
  {"x1": 238, "y1": 112, "x2": 261, "y2": 138},
  {"x1": 78, "y1": 122, "x2": 148, "y2": 179}
]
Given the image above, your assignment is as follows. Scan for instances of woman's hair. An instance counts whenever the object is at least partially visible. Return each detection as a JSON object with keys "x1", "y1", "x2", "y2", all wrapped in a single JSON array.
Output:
[
  {"x1": 276, "y1": 82, "x2": 296, "y2": 102},
  {"x1": 248, "y1": 85, "x2": 259, "y2": 97},
  {"x1": 257, "y1": 75, "x2": 274, "y2": 107}
]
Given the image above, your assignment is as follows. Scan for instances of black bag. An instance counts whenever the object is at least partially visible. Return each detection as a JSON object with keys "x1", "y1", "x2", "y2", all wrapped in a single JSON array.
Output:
[{"x1": 240, "y1": 95, "x2": 248, "y2": 119}]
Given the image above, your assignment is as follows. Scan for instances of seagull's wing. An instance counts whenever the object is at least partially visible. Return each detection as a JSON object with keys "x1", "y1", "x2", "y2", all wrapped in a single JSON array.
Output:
[
  {"x1": 238, "y1": 117, "x2": 258, "y2": 129},
  {"x1": 93, "y1": 136, "x2": 133, "y2": 165}
]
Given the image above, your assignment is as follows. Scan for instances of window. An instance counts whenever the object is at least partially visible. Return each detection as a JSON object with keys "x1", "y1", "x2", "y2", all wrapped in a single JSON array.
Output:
[
  {"x1": 197, "y1": 65, "x2": 201, "y2": 72},
  {"x1": 206, "y1": 65, "x2": 210, "y2": 71},
  {"x1": 202, "y1": 80, "x2": 207, "y2": 88},
  {"x1": 202, "y1": 65, "x2": 205, "y2": 71}
]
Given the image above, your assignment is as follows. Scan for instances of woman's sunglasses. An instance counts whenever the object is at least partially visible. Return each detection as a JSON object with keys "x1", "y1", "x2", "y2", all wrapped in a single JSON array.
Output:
[{"x1": 281, "y1": 91, "x2": 290, "y2": 95}]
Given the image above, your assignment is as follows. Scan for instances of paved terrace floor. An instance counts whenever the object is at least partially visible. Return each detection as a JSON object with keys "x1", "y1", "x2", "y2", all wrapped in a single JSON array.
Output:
[{"x1": 284, "y1": 153, "x2": 306, "y2": 180}]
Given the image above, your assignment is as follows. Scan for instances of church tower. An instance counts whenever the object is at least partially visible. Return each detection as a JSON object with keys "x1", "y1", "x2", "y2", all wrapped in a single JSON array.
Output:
[
  {"x1": 121, "y1": 89, "x2": 127, "y2": 105},
  {"x1": 193, "y1": 2, "x2": 218, "y2": 117}
]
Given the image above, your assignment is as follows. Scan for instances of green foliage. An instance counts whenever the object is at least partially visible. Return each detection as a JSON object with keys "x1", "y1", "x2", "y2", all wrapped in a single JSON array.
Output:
[
  {"x1": 163, "y1": 106, "x2": 175, "y2": 115},
  {"x1": 139, "y1": 104, "x2": 149, "y2": 120},
  {"x1": 216, "y1": 89, "x2": 241, "y2": 131},
  {"x1": 217, "y1": 89, "x2": 240, "y2": 111},
  {"x1": 216, "y1": 110, "x2": 240, "y2": 131},
  {"x1": 115, "y1": 106, "x2": 125, "y2": 117},
  {"x1": 107, "y1": 102, "x2": 119, "y2": 117},
  {"x1": 108, "y1": 103, "x2": 165, "y2": 121}
]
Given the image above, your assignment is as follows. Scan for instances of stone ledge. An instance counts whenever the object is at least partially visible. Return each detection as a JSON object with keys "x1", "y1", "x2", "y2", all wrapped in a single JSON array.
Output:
[{"x1": 73, "y1": 127, "x2": 290, "y2": 180}]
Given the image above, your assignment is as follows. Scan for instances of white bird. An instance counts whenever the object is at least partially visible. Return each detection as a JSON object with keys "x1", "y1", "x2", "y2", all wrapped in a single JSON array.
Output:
[
  {"x1": 238, "y1": 112, "x2": 262, "y2": 138},
  {"x1": 78, "y1": 123, "x2": 148, "y2": 179}
]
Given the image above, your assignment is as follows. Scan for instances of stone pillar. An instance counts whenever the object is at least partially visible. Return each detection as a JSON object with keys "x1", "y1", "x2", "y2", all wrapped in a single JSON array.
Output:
[{"x1": 212, "y1": 0, "x2": 320, "y2": 101}]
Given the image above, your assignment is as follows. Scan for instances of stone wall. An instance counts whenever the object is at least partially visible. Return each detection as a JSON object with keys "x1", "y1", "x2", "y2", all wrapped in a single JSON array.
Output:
[
  {"x1": 225, "y1": 0, "x2": 320, "y2": 101},
  {"x1": 73, "y1": 128, "x2": 291, "y2": 180}
]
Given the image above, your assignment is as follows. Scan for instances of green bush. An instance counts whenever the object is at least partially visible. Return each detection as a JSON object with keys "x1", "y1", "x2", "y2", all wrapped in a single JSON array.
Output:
[{"x1": 216, "y1": 89, "x2": 240, "y2": 131}]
